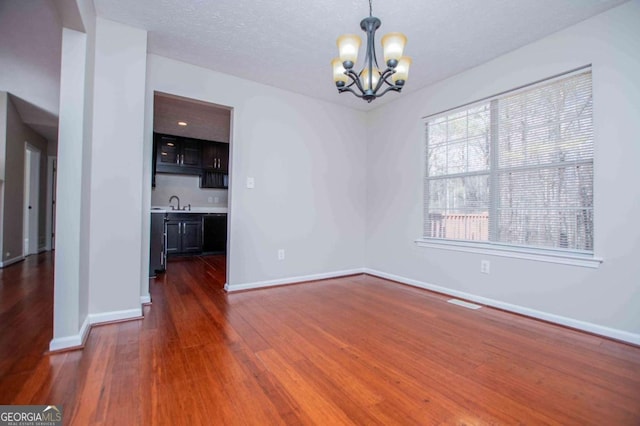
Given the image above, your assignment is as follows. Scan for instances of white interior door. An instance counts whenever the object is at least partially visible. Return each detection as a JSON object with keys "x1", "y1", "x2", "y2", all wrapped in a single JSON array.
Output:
[
  {"x1": 51, "y1": 158, "x2": 56, "y2": 250},
  {"x1": 24, "y1": 144, "x2": 40, "y2": 256}
]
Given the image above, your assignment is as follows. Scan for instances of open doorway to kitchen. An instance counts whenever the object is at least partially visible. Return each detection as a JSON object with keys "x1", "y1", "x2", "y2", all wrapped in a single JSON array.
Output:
[{"x1": 150, "y1": 92, "x2": 232, "y2": 288}]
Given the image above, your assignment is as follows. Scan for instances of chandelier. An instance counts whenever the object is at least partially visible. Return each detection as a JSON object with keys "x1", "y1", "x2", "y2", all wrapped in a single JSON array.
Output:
[{"x1": 332, "y1": 0, "x2": 411, "y2": 103}]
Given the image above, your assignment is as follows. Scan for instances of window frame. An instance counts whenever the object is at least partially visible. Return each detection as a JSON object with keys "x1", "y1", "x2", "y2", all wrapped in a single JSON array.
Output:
[{"x1": 415, "y1": 66, "x2": 602, "y2": 268}]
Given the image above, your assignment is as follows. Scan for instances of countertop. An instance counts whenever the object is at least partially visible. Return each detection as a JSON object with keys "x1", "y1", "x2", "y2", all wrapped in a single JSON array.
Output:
[{"x1": 150, "y1": 206, "x2": 228, "y2": 214}]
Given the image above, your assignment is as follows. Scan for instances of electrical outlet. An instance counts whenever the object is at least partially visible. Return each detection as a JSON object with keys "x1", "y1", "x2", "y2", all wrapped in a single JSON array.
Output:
[
  {"x1": 247, "y1": 177, "x2": 255, "y2": 189},
  {"x1": 214, "y1": 196, "x2": 219, "y2": 203},
  {"x1": 278, "y1": 249, "x2": 285, "y2": 260},
  {"x1": 480, "y1": 260, "x2": 490, "y2": 274},
  {"x1": 5, "y1": 252, "x2": 10, "y2": 258},
  {"x1": 208, "y1": 196, "x2": 213, "y2": 203}
]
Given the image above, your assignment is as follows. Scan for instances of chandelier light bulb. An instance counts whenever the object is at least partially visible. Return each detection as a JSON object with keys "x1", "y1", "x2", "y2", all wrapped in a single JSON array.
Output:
[
  {"x1": 392, "y1": 56, "x2": 412, "y2": 83},
  {"x1": 337, "y1": 34, "x2": 362, "y2": 67},
  {"x1": 361, "y1": 67, "x2": 380, "y2": 91},
  {"x1": 332, "y1": 58, "x2": 348, "y2": 85},
  {"x1": 381, "y1": 32, "x2": 407, "y2": 66}
]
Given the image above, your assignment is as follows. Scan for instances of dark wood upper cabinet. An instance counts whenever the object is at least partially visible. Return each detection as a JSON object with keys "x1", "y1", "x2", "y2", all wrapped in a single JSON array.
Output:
[
  {"x1": 201, "y1": 141, "x2": 229, "y2": 189},
  {"x1": 181, "y1": 140, "x2": 202, "y2": 168},
  {"x1": 153, "y1": 133, "x2": 228, "y2": 188},
  {"x1": 155, "y1": 133, "x2": 201, "y2": 174},
  {"x1": 202, "y1": 142, "x2": 229, "y2": 172},
  {"x1": 157, "y1": 135, "x2": 179, "y2": 165}
]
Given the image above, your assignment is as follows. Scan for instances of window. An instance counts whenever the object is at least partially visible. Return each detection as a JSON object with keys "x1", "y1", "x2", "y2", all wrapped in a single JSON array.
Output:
[{"x1": 422, "y1": 70, "x2": 594, "y2": 256}]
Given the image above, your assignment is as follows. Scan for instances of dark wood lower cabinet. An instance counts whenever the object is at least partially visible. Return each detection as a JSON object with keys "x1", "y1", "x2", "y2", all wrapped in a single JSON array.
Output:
[
  {"x1": 149, "y1": 212, "x2": 166, "y2": 275},
  {"x1": 181, "y1": 221, "x2": 203, "y2": 253},
  {"x1": 152, "y1": 212, "x2": 227, "y2": 265},
  {"x1": 203, "y1": 214, "x2": 227, "y2": 253},
  {"x1": 166, "y1": 214, "x2": 203, "y2": 256}
]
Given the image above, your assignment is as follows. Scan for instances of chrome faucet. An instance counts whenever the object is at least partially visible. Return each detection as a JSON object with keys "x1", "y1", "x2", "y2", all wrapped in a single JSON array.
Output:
[{"x1": 169, "y1": 195, "x2": 180, "y2": 211}]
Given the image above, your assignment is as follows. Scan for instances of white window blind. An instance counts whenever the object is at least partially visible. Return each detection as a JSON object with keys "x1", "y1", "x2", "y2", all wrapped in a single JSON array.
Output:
[{"x1": 424, "y1": 70, "x2": 593, "y2": 253}]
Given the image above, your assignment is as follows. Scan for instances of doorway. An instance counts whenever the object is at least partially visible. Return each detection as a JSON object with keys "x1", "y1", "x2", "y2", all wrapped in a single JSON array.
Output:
[
  {"x1": 23, "y1": 144, "x2": 41, "y2": 256},
  {"x1": 151, "y1": 92, "x2": 232, "y2": 287}
]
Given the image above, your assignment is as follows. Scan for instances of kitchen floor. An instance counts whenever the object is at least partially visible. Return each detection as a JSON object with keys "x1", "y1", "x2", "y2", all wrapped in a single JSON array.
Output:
[{"x1": 161, "y1": 254, "x2": 226, "y2": 289}]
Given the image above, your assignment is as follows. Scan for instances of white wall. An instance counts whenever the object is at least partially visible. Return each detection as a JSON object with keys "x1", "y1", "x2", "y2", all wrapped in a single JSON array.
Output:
[
  {"x1": 0, "y1": 0, "x2": 61, "y2": 120},
  {"x1": 143, "y1": 55, "x2": 367, "y2": 289},
  {"x1": 51, "y1": 27, "x2": 88, "y2": 350},
  {"x1": 152, "y1": 174, "x2": 228, "y2": 207},
  {"x1": 77, "y1": 0, "x2": 97, "y2": 328},
  {"x1": 87, "y1": 18, "x2": 147, "y2": 317},
  {"x1": 365, "y1": 1, "x2": 640, "y2": 341}
]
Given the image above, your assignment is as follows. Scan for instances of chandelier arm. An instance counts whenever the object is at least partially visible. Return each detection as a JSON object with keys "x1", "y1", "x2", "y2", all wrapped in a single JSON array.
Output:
[
  {"x1": 345, "y1": 69, "x2": 367, "y2": 95},
  {"x1": 373, "y1": 67, "x2": 396, "y2": 92},
  {"x1": 366, "y1": 29, "x2": 374, "y2": 93},
  {"x1": 373, "y1": 85, "x2": 402, "y2": 98},
  {"x1": 362, "y1": 18, "x2": 381, "y2": 94},
  {"x1": 338, "y1": 86, "x2": 365, "y2": 98}
]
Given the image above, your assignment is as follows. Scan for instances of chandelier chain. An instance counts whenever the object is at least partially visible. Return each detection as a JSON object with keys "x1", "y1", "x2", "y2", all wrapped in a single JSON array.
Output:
[{"x1": 369, "y1": 0, "x2": 372, "y2": 17}]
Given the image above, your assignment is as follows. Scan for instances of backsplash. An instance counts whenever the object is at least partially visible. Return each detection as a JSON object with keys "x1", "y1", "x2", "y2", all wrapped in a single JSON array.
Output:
[{"x1": 152, "y1": 174, "x2": 228, "y2": 207}]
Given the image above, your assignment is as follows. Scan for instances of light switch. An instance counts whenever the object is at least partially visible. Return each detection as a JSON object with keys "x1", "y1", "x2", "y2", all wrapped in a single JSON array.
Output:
[{"x1": 247, "y1": 177, "x2": 255, "y2": 189}]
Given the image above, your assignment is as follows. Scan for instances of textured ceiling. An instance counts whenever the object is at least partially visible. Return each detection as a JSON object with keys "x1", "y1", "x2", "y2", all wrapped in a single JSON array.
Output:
[{"x1": 94, "y1": 0, "x2": 628, "y2": 111}]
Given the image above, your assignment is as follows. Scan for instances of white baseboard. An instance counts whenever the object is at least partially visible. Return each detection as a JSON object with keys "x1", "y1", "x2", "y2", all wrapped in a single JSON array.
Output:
[
  {"x1": 49, "y1": 315, "x2": 90, "y2": 352},
  {"x1": 0, "y1": 255, "x2": 24, "y2": 268},
  {"x1": 140, "y1": 294, "x2": 151, "y2": 304},
  {"x1": 224, "y1": 268, "x2": 365, "y2": 292},
  {"x1": 49, "y1": 308, "x2": 142, "y2": 352},
  {"x1": 87, "y1": 308, "x2": 143, "y2": 325},
  {"x1": 364, "y1": 268, "x2": 640, "y2": 346}
]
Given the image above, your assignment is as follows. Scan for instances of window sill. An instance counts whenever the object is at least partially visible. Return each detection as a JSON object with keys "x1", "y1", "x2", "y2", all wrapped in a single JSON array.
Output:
[{"x1": 414, "y1": 238, "x2": 603, "y2": 268}]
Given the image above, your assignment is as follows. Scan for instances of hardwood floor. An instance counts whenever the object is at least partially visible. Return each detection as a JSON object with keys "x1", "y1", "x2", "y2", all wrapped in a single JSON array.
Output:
[{"x1": 1, "y1": 253, "x2": 639, "y2": 424}]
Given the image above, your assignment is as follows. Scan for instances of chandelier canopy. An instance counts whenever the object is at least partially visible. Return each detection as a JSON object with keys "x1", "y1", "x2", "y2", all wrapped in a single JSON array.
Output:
[{"x1": 332, "y1": 0, "x2": 411, "y2": 103}]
